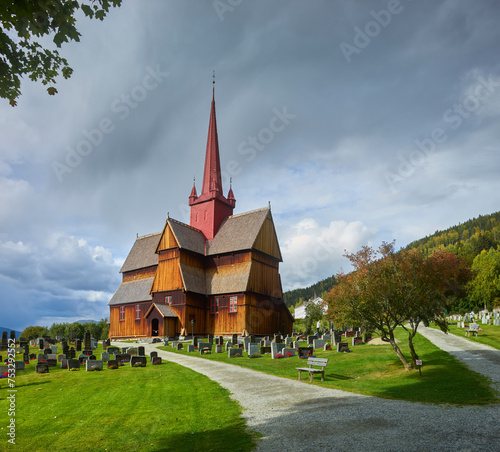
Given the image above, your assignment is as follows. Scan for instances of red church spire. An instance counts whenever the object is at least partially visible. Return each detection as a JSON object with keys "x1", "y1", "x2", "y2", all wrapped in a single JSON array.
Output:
[
  {"x1": 189, "y1": 84, "x2": 236, "y2": 239},
  {"x1": 201, "y1": 90, "x2": 222, "y2": 196}
]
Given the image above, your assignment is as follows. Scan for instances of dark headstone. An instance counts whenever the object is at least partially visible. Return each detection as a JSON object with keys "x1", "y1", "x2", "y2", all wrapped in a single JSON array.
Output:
[
  {"x1": 131, "y1": 356, "x2": 147, "y2": 367},
  {"x1": 207, "y1": 334, "x2": 214, "y2": 343},
  {"x1": 86, "y1": 360, "x2": 103, "y2": 371},
  {"x1": 10, "y1": 330, "x2": 16, "y2": 342},
  {"x1": 19, "y1": 337, "x2": 28, "y2": 348},
  {"x1": 69, "y1": 347, "x2": 76, "y2": 359},
  {"x1": 260, "y1": 346, "x2": 271, "y2": 354},
  {"x1": 36, "y1": 363, "x2": 49, "y2": 373},
  {"x1": 176, "y1": 343, "x2": 183, "y2": 350},
  {"x1": 39, "y1": 338, "x2": 44, "y2": 350},
  {"x1": 29, "y1": 353, "x2": 36, "y2": 360},
  {"x1": 105, "y1": 338, "x2": 111, "y2": 346},
  {"x1": 337, "y1": 342, "x2": 349, "y2": 352},
  {"x1": 67, "y1": 359, "x2": 80, "y2": 371},
  {"x1": 44, "y1": 348, "x2": 51, "y2": 356},
  {"x1": 107, "y1": 359, "x2": 119, "y2": 369},
  {"x1": 46, "y1": 358, "x2": 57, "y2": 367},
  {"x1": 150, "y1": 351, "x2": 158, "y2": 359},
  {"x1": 138, "y1": 346, "x2": 145, "y2": 356},
  {"x1": 151, "y1": 357, "x2": 162, "y2": 365},
  {"x1": 121, "y1": 353, "x2": 131, "y2": 363},
  {"x1": 232, "y1": 334, "x2": 237, "y2": 344},
  {"x1": 107, "y1": 346, "x2": 119, "y2": 355},
  {"x1": 76, "y1": 340, "x2": 81, "y2": 352}
]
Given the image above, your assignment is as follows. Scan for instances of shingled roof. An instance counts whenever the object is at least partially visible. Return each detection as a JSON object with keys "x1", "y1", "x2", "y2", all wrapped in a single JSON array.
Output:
[
  {"x1": 205, "y1": 262, "x2": 251, "y2": 295},
  {"x1": 108, "y1": 277, "x2": 154, "y2": 306},
  {"x1": 120, "y1": 232, "x2": 161, "y2": 273},
  {"x1": 207, "y1": 207, "x2": 269, "y2": 255},
  {"x1": 144, "y1": 303, "x2": 178, "y2": 318},
  {"x1": 168, "y1": 219, "x2": 206, "y2": 254}
]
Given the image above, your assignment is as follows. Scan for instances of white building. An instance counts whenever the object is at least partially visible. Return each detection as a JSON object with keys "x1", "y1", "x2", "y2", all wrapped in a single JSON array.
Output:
[{"x1": 294, "y1": 297, "x2": 326, "y2": 319}]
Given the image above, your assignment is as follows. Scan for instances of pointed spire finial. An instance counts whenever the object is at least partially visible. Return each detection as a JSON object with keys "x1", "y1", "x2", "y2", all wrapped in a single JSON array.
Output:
[{"x1": 167, "y1": 212, "x2": 169, "y2": 219}]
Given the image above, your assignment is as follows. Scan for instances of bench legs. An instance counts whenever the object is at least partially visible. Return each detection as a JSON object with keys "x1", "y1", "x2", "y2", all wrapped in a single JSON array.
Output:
[{"x1": 298, "y1": 370, "x2": 325, "y2": 383}]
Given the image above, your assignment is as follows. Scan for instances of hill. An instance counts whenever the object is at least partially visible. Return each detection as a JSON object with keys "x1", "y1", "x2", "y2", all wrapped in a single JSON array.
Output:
[
  {"x1": 0, "y1": 327, "x2": 22, "y2": 338},
  {"x1": 405, "y1": 211, "x2": 500, "y2": 259},
  {"x1": 283, "y1": 275, "x2": 336, "y2": 309}
]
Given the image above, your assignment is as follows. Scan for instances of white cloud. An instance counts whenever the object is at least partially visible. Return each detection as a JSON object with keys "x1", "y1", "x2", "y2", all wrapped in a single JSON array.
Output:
[{"x1": 280, "y1": 218, "x2": 377, "y2": 290}]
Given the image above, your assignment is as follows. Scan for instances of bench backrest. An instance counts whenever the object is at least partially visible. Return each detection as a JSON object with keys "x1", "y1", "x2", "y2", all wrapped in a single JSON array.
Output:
[
  {"x1": 307, "y1": 358, "x2": 328, "y2": 367},
  {"x1": 471, "y1": 323, "x2": 479, "y2": 330}
]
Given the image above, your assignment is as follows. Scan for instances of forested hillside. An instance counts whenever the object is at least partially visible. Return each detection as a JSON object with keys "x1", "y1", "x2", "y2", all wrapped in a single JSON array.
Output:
[
  {"x1": 283, "y1": 275, "x2": 336, "y2": 309},
  {"x1": 405, "y1": 211, "x2": 500, "y2": 259}
]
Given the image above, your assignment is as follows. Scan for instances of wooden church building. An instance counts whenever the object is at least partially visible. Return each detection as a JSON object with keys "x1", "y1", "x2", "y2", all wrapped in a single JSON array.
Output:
[{"x1": 108, "y1": 90, "x2": 293, "y2": 339}]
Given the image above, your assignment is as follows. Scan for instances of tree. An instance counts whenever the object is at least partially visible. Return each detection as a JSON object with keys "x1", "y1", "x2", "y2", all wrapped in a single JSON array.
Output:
[
  {"x1": 325, "y1": 242, "x2": 471, "y2": 370},
  {"x1": 305, "y1": 300, "x2": 324, "y2": 330},
  {"x1": 467, "y1": 247, "x2": 500, "y2": 310},
  {"x1": 20, "y1": 325, "x2": 48, "y2": 340},
  {"x1": 1, "y1": 0, "x2": 122, "y2": 106}
]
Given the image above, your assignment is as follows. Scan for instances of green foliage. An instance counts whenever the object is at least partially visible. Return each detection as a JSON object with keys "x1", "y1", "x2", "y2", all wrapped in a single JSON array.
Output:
[
  {"x1": 283, "y1": 274, "x2": 336, "y2": 308},
  {"x1": 20, "y1": 325, "x2": 48, "y2": 339},
  {"x1": 406, "y1": 211, "x2": 500, "y2": 261},
  {"x1": 467, "y1": 247, "x2": 500, "y2": 310},
  {"x1": 0, "y1": 0, "x2": 122, "y2": 106},
  {"x1": 305, "y1": 301, "x2": 324, "y2": 325},
  {"x1": 47, "y1": 319, "x2": 109, "y2": 340}
]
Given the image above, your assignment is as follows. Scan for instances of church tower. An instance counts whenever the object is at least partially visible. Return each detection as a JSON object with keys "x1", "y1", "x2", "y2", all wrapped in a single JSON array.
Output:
[{"x1": 189, "y1": 89, "x2": 235, "y2": 239}]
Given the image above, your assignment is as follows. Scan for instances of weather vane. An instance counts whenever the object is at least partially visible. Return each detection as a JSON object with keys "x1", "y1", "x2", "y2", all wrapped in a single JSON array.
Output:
[{"x1": 213, "y1": 70, "x2": 215, "y2": 85}]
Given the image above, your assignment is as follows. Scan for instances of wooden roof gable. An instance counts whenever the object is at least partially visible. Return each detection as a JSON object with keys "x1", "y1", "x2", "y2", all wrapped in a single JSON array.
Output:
[
  {"x1": 207, "y1": 207, "x2": 282, "y2": 261},
  {"x1": 144, "y1": 303, "x2": 178, "y2": 318},
  {"x1": 108, "y1": 277, "x2": 154, "y2": 305},
  {"x1": 120, "y1": 233, "x2": 161, "y2": 273},
  {"x1": 156, "y1": 218, "x2": 205, "y2": 255}
]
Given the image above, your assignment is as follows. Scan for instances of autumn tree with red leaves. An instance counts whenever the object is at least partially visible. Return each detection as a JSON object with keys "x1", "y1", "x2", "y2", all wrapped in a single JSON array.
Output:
[{"x1": 325, "y1": 241, "x2": 471, "y2": 370}]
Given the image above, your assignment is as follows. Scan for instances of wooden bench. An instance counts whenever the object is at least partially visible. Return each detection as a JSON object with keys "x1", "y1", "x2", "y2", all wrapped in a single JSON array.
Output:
[
  {"x1": 465, "y1": 323, "x2": 479, "y2": 337},
  {"x1": 296, "y1": 358, "x2": 328, "y2": 383}
]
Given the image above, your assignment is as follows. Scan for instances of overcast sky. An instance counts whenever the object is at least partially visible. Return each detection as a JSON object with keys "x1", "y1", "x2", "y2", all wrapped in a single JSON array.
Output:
[{"x1": 2, "y1": 0, "x2": 500, "y2": 331}]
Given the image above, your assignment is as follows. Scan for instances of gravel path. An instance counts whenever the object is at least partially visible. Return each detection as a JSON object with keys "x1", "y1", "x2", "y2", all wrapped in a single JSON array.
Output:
[{"x1": 116, "y1": 336, "x2": 500, "y2": 452}]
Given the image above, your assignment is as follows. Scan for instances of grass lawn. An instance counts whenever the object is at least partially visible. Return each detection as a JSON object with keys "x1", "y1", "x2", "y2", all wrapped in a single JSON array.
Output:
[
  {"x1": 436, "y1": 322, "x2": 500, "y2": 351},
  {"x1": 0, "y1": 344, "x2": 257, "y2": 452},
  {"x1": 160, "y1": 328, "x2": 498, "y2": 406}
]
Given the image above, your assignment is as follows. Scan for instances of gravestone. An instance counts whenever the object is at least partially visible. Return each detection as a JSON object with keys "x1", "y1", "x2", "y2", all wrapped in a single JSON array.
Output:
[
  {"x1": 198, "y1": 342, "x2": 211, "y2": 353},
  {"x1": 313, "y1": 339, "x2": 325, "y2": 349},
  {"x1": 114, "y1": 354, "x2": 123, "y2": 364},
  {"x1": 248, "y1": 343, "x2": 259, "y2": 356},
  {"x1": 43, "y1": 348, "x2": 51, "y2": 356},
  {"x1": 57, "y1": 354, "x2": 66, "y2": 362},
  {"x1": 176, "y1": 343, "x2": 183, "y2": 350},
  {"x1": 69, "y1": 347, "x2": 76, "y2": 359},
  {"x1": 187, "y1": 345, "x2": 195, "y2": 353},
  {"x1": 121, "y1": 347, "x2": 128, "y2": 354},
  {"x1": 46, "y1": 358, "x2": 57, "y2": 367},
  {"x1": 107, "y1": 359, "x2": 119, "y2": 369},
  {"x1": 282, "y1": 348, "x2": 296, "y2": 357},
  {"x1": 60, "y1": 359, "x2": 68, "y2": 369},
  {"x1": 90, "y1": 339, "x2": 97, "y2": 349},
  {"x1": 215, "y1": 344, "x2": 222, "y2": 353},
  {"x1": 243, "y1": 337, "x2": 251, "y2": 352},
  {"x1": 224, "y1": 342, "x2": 231, "y2": 351},
  {"x1": 337, "y1": 342, "x2": 349, "y2": 352},
  {"x1": 207, "y1": 334, "x2": 214, "y2": 344},
  {"x1": 36, "y1": 363, "x2": 49, "y2": 373},
  {"x1": 271, "y1": 342, "x2": 286, "y2": 358},
  {"x1": 151, "y1": 356, "x2": 162, "y2": 365},
  {"x1": 297, "y1": 347, "x2": 313, "y2": 358},
  {"x1": 84, "y1": 330, "x2": 91, "y2": 351},
  {"x1": 228, "y1": 348, "x2": 243, "y2": 358},
  {"x1": 364, "y1": 332, "x2": 372, "y2": 343},
  {"x1": 192, "y1": 337, "x2": 198, "y2": 347},
  {"x1": 285, "y1": 337, "x2": 294, "y2": 347},
  {"x1": 62, "y1": 341, "x2": 69, "y2": 356},
  {"x1": 232, "y1": 334, "x2": 237, "y2": 344},
  {"x1": 322, "y1": 334, "x2": 332, "y2": 342},
  {"x1": 324, "y1": 343, "x2": 332, "y2": 351},
  {"x1": 121, "y1": 353, "x2": 131, "y2": 363},
  {"x1": 10, "y1": 330, "x2": 16, "y2": 342},
  {"x1": 260, "y1": 346, "x2": 271, "y2": 354},
  {"x1": 47, "y1": 354, "x2": 57, "y2": 360},
  {"x1": 107, "y1": 346, "x2": 119, "y2": 355},
  {"x1": 14, "y1": 361, "x2": 25, "y2": 370},
  {"x1": 86, "y1": 360, "x2": 103, "y2": 371},
  {"x1": 307, "y1": 336, "x2": 315, "y2": 344},
  {"x1": 126, "y1": 347, "x2": 138, "y2": 355},
  {"x1": 37, "y1": 353, "x2": 45, "y2": 363},
  {"x1": 138, "y1": 346, "x2": 145, "y2": 356},
  {"x1": 150, "y1": 351, "x2": 158, "y2": 359},
  {"x1": 29, "y1": 353, "x2": 36, "y2": 360},
  {"x1": 273, "y1": 335, "x2": 282, "y2": 343},
  {"x1": 101, "y1": 352, "x2": 110, "y2": 362},
  {"x1": 76, "y1": 340, "x2": 82, "y2": 352},
  {"x1": 352, "y1": 337, "x2": 363, "y2": 346},
  {"x1": 131, "y1": 356, "x2": 147, "y2": 367},
  {"x1": 78, "y1": 354, "x2": 88, "y2": 364},
  {"x1": 67, "y1": 359, "x2": 80, "y2": 371},
  {"x1": 50, "y1": 345, "x2": 58, "y2": 354}
]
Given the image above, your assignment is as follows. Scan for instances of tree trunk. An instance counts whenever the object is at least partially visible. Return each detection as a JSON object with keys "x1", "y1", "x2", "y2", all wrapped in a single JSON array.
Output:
[
  {"x1": 408, "y1": 330, "x2": 419, "y2": 364},
  {"x1": 387, "y1": 332, "x2": 413, "y2": 370}
]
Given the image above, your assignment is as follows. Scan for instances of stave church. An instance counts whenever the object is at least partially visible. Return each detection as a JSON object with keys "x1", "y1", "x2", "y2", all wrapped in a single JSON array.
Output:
[{"x1": 108, "y1": 88, "x2": 293, "y2": 339}]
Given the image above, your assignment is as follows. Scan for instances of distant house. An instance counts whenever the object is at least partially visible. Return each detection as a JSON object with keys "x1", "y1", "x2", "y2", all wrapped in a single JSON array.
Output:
[
  {"x1": 294, "y1": 296, "x2": 326, "y2": 319},
  {"x1": 108, "y1": 90, "x2": 293, "y2": 339}
]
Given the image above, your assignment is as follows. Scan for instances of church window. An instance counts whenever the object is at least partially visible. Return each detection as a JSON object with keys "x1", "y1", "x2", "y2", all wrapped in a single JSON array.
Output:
[
  {"x1": 119, "y1": 306, "x2": 125, "y2": 321},
  {"x1": 210, "y1": 297, "x2": 219, "y2": 314},
  {"x1": 135, "y1": 304, "x2": 141, "y2": 320},
  {"x1": 229, "y1": 296, "x2": 237, "y2": 313},
  {"x1": 166, "y1": 295, "x2": 172, "y2": 305}
]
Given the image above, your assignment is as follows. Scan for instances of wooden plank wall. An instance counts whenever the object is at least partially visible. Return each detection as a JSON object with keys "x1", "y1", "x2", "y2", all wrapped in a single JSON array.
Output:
[
  {"x1": 157, "y1": 224, "x2": 178, "y2": 251},
  {"x1": 109, "y1": 302, "x2": 152, "y2": 339},
  {"x1": 122, "y1": 266, "x2": 157, "y2": 282},
  {"x1": 253, "y1": 214, "x2": 282, "y2": 260}
]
